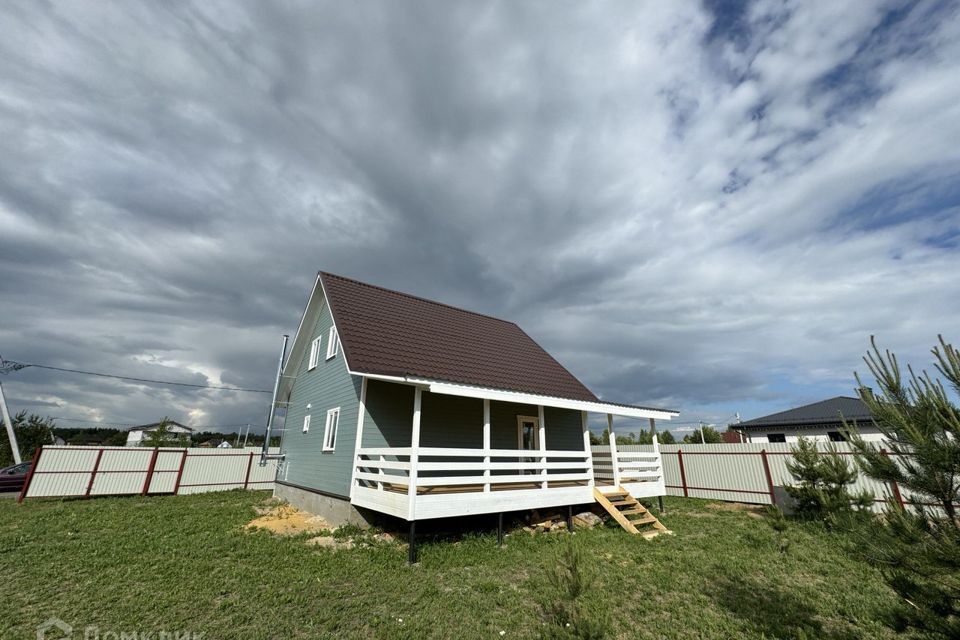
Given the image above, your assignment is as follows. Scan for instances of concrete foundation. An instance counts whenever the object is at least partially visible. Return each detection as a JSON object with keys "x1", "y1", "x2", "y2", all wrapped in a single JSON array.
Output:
[{"x1": 273, "y1": 482, "x2": 382, "y2": 527}]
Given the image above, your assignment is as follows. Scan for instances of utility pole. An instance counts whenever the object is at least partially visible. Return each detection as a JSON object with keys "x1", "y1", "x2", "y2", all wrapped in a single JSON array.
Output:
[
  {"x1": 242, "y1": 424, "x2": 251, "y2": 448},
  {"x1": 699, "y1": 420, "x2": 706, "y2": 445},
  {"x1": 0, "y1": 382, "x2": 22, "y2": 464}
]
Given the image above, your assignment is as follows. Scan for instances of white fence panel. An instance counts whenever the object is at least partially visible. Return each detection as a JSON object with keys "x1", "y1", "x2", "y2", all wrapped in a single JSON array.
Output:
[
  {"x1": 592, "y1": 442, "x2": 916, "y2": 511},
  {"x1": 20, "y1": 446, "x2": 278, "y2": 500}
]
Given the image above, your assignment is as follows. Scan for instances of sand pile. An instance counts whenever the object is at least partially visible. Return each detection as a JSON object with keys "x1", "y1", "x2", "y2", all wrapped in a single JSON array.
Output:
[{"x1": 245, "y1": 503, "x2": 332, "y2": 535}]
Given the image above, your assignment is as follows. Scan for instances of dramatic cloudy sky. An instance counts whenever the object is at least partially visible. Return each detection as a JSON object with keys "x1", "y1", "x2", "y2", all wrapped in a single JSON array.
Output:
[{"x1": 1, "y1": 1, "x2": 959, "y2": 437}]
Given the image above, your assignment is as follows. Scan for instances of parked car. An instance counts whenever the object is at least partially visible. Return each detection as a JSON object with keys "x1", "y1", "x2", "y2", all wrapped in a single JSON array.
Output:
[{"x1": 0, "y1": 462, "x2": 31, "y2": 492}]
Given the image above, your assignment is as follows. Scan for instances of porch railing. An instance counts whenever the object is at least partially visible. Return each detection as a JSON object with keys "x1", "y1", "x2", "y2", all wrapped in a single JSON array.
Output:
[{"x1": 354, "y1": 447, "x2": 592, "y2": 494}]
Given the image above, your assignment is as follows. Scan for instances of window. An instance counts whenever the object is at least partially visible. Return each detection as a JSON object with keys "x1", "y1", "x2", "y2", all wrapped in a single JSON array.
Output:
[
  {"x1": 767, "y1": 433, "x2": 786, "y2": 443},
  {"x1": 302, "y1": 414, "x2": 311, "y2": 433},
  {"x1": 322, "y1": 408, "x2": 340, "y2": 451},
  {"x1": 308, "y1": 336, "x2": 322, "y2": 370},
  {"x1": 827, "y1": 431, "x2": 846, "y2": 442},
  {"x1": 326, "y1": 326, "x2": 339, "y2": 359}
]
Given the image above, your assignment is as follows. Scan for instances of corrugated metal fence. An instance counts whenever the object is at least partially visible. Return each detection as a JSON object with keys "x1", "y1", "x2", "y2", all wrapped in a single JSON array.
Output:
[
  {"x1": 592, "y1": 442, "x2": 911, "y2": 509},
  {"x1": 18, "y1": 446, "x2": 278, "y2": 501}
]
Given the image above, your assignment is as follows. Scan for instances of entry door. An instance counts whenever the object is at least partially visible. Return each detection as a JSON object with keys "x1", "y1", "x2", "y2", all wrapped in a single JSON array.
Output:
[{"x1": 517, "y1": 416, "x2": 540, "y2": 475}]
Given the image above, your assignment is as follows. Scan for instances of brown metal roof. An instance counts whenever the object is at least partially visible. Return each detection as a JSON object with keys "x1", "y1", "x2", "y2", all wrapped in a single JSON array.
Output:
[{"x1": 319, "y1": 272, "x2": 599, "y2": 402}]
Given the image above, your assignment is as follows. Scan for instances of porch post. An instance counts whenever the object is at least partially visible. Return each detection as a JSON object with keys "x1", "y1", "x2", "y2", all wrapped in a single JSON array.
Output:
[
  {"x1": 653, "y1": 430, "x2": 665, "y2": 513},
  {"x1": 483, "y1": 398, "x2": 491, "y2": 493},
  {"x1": 350, "y1": 376, "x2": 368, "y2": 501},
  {"x1": 581, "y1": 411, "x2": 594, "y2": 487},
  {"x1": 538, "y1": 405, "x2": 547, "y2": 489},
  {"x1": 607, "y1": 414, "x2": 621, "y2": 486},
  {"x1": 408, "y1": 387, "x2": 423, "y2": 522}
]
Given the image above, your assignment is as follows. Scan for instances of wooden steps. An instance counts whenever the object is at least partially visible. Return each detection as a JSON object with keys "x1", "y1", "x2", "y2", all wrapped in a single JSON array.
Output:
[{"x1": 593, "y1": 487, "x2": 671, "y2": 538}]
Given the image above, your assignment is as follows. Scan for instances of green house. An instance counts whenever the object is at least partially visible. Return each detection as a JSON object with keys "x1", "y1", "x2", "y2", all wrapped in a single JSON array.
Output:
[{"x1": 266, "y1": 272, "x2": 678, "y2": 531}]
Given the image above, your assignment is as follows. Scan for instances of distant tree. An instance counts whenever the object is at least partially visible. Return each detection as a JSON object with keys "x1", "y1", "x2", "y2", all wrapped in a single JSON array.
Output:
[
  {"x1": 658, "y1": 430, "x2": 676, "y2": 445},
  {"x1": 588, "y1": 431, "x2": 604, "y2": 446},
  {"x1": 142, "y1": 418, "x2": 189, "y2": 447},
  {"x1": 682, "y1": 426, "x2": 722, "y2": 444},
  {"x1": 0, "y1": 412, "x2": 55, "y2": 466},
  {"x1": 847, "y1": 336, "x2": 960, "y2": 637}
]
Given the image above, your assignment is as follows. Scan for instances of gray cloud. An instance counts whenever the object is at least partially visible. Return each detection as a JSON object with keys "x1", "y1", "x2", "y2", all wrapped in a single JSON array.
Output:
[{"x1": 1, "y1": 1, "x2": 959, "y2": 432}]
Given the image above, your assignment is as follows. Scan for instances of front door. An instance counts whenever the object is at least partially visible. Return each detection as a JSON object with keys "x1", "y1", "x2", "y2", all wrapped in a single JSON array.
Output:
[{"x1": 517, "y1": 416, "x2": 539, "y2": 475}]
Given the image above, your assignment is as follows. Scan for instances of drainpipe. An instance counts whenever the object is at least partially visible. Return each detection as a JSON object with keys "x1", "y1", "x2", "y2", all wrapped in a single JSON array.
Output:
[{"x1": 260, "y1": 334, "x2": 289, "y2": 465}]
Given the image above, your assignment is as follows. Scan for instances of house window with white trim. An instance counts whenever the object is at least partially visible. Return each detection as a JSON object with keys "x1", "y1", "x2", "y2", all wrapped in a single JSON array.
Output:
[
  {"x1": 326, "y1": 326, "x2": 339, "y2": 359},
  {"x1": 302, "y1": 414, "x2": 311, "y2": 433},
  {"x1": 322, "y1": 408, "x2": 340, "y2": 451},
  {"x1": 308, "y1": 336, "x2": 322, "y2": 370}
]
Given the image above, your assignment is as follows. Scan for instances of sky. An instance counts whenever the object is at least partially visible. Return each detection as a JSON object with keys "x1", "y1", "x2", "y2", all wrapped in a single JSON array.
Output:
[{"x1": 1, "y1": 0, "x2": 959, "y2": 438}]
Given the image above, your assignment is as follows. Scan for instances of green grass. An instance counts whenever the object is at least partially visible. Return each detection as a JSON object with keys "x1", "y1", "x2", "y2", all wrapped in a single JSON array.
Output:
[{"x1": 1, "y1": 492, "x2": 903, "y2": 639}]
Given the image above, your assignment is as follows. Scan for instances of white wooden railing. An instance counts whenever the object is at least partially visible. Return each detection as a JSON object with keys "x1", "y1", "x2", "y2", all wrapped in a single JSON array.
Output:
[{"x1": 354, "y1": 446, "x2": 592, "y2": 494}]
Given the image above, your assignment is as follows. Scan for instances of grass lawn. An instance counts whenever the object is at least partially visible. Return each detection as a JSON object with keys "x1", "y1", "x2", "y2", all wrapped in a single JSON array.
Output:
[{"x1": 1, "y1": 491, "x2": 903, "y2": 639}]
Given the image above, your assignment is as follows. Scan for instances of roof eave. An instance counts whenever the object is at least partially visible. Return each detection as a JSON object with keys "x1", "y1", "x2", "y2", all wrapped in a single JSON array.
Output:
[{"x1": 355, "y1": 372, "x2": 679, "y2": 420}]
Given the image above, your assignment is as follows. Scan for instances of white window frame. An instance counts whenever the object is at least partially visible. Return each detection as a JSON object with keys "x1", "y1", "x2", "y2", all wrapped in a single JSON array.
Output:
[
  {"x1": 322, "y1": 407, "x2": 340, "y2": 452},
  {"x1": 308, "y1": 336, "x2": 322, "y2": 370},
  {"x1": 326, "y1": 326, "x2": 339, "y2": 360},
  {"x1": 302, "y1": 414, "x2": 311, "y2": 433}
]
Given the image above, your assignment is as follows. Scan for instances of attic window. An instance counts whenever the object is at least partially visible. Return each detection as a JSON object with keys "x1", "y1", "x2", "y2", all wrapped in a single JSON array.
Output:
[
  {"x1": 326, "y1": 326, "x2": 339, "y2": 360},
  {"x1": 827, "y1": 431, "x2": 846, "y2": 442},
  {"x1": 322, "y1": 407, "x2": 339, "y2": 451},
  {"x1": 767, "y1": 433, "x2": 786, "y2": 443},
  {"x1": 308, "y1": 337, "x2": 322, "y2": 370}
]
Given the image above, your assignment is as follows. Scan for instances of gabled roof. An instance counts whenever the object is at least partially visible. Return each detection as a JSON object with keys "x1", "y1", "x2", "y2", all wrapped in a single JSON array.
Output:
[
  {"x1": 736, "y1": 396, "x2": 873, "y2": 431},
  {"x1": 277, "y1": 272, "x2": 678, "y2": 419},
  {"x1": 127, "y1": 421, "x2": 194, "y2": 433},
  {"x1": 321, "y1": 272, "x2": 598, "y2": 402}
]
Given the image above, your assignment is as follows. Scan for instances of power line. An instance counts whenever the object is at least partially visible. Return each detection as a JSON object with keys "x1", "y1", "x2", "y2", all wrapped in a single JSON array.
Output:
[
  {"x1": 49, "y1": 416, "x2": 261, "y2": 430},
  {"x1": 0, "y1": 356, "x2": 271, "y2": 393}
]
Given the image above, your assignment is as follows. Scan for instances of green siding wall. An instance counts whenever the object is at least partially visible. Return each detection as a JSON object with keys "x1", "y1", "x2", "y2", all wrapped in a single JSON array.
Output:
[
  {"x1": 361, "y1": 383, "x2": 584, "y2": 453},
  {"x1": 281, "y1": 296, "x2": 361, "y2": 498}
]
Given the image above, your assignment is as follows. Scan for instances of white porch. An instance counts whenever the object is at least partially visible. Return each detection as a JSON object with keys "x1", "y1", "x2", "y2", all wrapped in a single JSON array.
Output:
[{"x1": 349, "y1": 381, "x2": 673, "y2": 521}]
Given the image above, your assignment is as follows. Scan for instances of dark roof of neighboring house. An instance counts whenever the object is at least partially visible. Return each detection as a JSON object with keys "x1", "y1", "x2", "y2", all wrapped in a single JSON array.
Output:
[
  {"x1": 319, "y1": 272, "x2": 601, "y2": 402},
  {"x1": 127, "y1": 421, "x2": 194, "y2": 433},
  {"x1": 736, "y1": 396, "x2": 873, "y2": 431}
]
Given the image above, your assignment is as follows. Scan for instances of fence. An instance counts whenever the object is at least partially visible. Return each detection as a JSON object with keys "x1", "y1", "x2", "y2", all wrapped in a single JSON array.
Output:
[
  {"x1": 18, "y1": 446, "x2": 279, "y2": 502},
  {"x1": 591, "y1": 442, "x2": 914, "y2": 510}
]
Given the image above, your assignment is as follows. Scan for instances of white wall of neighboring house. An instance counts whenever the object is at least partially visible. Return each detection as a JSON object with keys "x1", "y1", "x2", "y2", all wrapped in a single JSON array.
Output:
[
  {"x1": 125, "y1": 425, "x2": 194, "y2": 447},
  {"x1": 745, "y1": 425, "x2": 885, "y2": 444}
]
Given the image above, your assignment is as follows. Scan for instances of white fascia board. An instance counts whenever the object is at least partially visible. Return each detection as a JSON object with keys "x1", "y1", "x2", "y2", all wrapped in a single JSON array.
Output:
[{"x1": 355, "y1": 376, "x2": 678, "y2": 419}]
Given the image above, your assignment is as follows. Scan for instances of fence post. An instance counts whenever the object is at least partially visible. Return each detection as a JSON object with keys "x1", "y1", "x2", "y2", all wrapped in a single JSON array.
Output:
[
  {"x1": 677, "y1": 448, "x2": 689, "y2": 497},
  {"x1": 243, "y1": 451, "x2": 254, "y2": 489},
  {"x1": 85, "y1": 449, "x2": 105, "y2": 497},
  {"x1": 761, "y1": 449, "x2": 776, "y2": 506},
  {"x1": 172, "y1": 449, "x2": 188, "y2": 495},
  {"x1": 16, "y1": 447, "x2": 43, "y2": 504},
  {"x1": 880, "y1": 448, "x2": 905, "y2": 509},
  {"x1": 141, "y1": 447, "x2": 160, "y2": 496}
]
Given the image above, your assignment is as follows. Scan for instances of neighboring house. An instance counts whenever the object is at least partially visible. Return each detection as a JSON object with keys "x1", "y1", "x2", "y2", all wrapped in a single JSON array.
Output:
[
  {"x1": 197, "y1": 439, "x2": 232, "y2": 449},
  {"x1": 125, "y1": 421, "x2": 194, "y2": 447},
  {"x1": 721, "y1": 429, "x2": 744, "y2": 444},
  {"x1": 270, "y1": 272, "x2": 679, "y2": 529},
  {"x1": 733, "y1": 396, "x2": 882, "y2": 443}
]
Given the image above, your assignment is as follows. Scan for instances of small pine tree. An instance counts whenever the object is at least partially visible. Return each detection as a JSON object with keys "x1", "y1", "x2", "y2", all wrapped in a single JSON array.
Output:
[
  {"x1": 784, "y1": 437, "x2": 872, "y2": 522},
  {"x1": 142, "y1": 417, "x2": 188, "y2": 447},
  {"x1": 847, "y1": 336, "x2": 960, "y2": 637},
  {"x1": 538, "y1": 541, "x2": 610, "y2": 639}
]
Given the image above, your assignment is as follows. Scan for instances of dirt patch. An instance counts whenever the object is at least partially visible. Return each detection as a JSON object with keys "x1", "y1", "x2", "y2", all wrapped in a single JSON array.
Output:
[
  {"x1": 245, "y1": 503, "x2": 333, "y2": 535},
  {"x1": 705, "y1": 502, "x2": 767, "y2": 518}
]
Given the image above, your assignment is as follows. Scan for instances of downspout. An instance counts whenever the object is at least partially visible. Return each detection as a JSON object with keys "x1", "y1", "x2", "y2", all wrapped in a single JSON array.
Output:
[{"x1": 260, "y1": 334, "x2": 289, "y2": 465}]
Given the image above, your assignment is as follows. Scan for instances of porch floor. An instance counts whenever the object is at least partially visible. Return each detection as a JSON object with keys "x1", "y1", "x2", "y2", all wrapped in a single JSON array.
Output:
[{"x1": 371, "y1": 480, "x2": 597, "y2": 495}]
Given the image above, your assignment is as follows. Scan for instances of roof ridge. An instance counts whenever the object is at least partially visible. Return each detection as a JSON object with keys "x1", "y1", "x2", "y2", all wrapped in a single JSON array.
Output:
[{"x1": 319, "y1": 271, "x2": 519, "y2": 326}]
